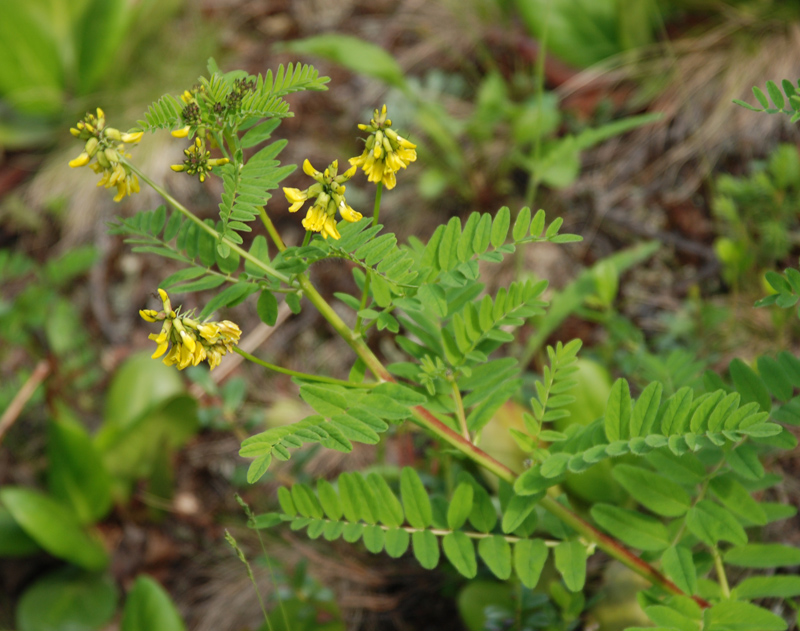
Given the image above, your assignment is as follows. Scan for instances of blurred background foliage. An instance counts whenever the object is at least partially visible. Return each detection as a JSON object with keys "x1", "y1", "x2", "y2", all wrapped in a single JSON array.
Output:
[{"x1": 2, "y1": 0, "x2": 800, "y2": 630}]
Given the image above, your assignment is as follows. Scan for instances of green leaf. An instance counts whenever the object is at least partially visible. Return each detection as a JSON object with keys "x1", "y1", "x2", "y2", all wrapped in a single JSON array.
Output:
[
  {"x1": 198, "y1": 281, "x2": 257, "y2": 319},
  {"x1": 384, "y1": 528, "x2": 410, "y2": 558},
  {"x1": 734, "y1": 575, "x2": 800, "y2": 599},
  {"x1": 513, "y1": 207, "x2": 532, "y2": 241},
  {"x1": 367, "y1": 473, "x2": 404, "y2": 527},
  {"x1": 725, "y1": 543, "x2": 800, "y2": 568},
  {"x1": 159, "y1": 267, "x2": 206, "y2": 290},
  {"x1": 246, "y1": 454, "x2": 272, "y2": 484},
  {"x1": 554, "y1": 540, "x2": 586, "y2": 592},
  {"x1": 412, "y1": 530, "x2": 439, "y2": 569},
  {"x1": 17, "y1": 567, "x2": 118, "y2": 631},
  {"x1": 362, "y1": 525, "x2": 385, "y2": 553},
  {"x1": 644, "y1": 605, "x2": 697, "y2": 631},
  {"x1": 612, "y1": 464, "x2": 691, "y2": 517},
  {"x1": 490, "y1": 206, "x2": 511, "y2": 248},
  {"x1": 590, "y1": 503, "x2": 670, "y2": 551},
  {"x1": 685, "y1": 500, "x2": 747, "y2": 547},
  {"x1": 725, "y1": 444, "x2": 764, "y2": 480},
  {"x1": 0, "y1": 488, "x2": 108, "y2": 570},
  {"x1": 317, "y1": 479, "x2": 342, "y2": 521},
  {"x1": 514, "y1": 464, "x2": 558, "y2": 496},
  {"x1": 704, "y1": 600, "x2": 787, "y2": 631},
  {"x1": 513, "y1": 539, "x2": 548, "y2": 589},
  {"x1": 660, "y1": 387, "x2": 693, "y2": 435},
  {"x1": 447, "y1": 483, "x2": 474, "y2": 530},
  {"x1": 661, "y1": 546, "x2": 697, "y2": 596},
  {"x1": 283, "y1": 34, "x2": 407, "y2": 89},
  {"x1": 729, "y1": 358, "x2": 772, "y2": 412},
  {"x1": 478, "y1": 536, "x2": 512, "y2": 580},
  {"x1": 757, "y1": 356, "x2": 793, "y2": 402},
  {"x1": 121, "y1": 575, "x2": 185, "y2": 631},
  {"x1": 708, "y1": 475, "x2": 766, "y2": 525},
  {"x1": 466, "y1": 482, "x2": 497, "y2": 533},
  {"x1": 401, "y1": 467, "x2": 432, "y2": 529},
  {"x1": 291, "y1": 483, "x2": 323, "y2": 519},
  {"x1": 753, "y1": 86, "x2": 770, "y2": 109},
  {"x1": 299, "y1": 384, "x2": 348, "y2": 416},
  {"x1": 631, "y1": 381, "x2": 662, "y2": 437},
  {"x1": 605, "y1": 378, "x2": 631, "y2": 441},
  {"x1": 443, "y1": 532, "x2": 477, "y2": 578},
  {"x1": 0, "y1": 506, "x2": 39, "y2": 556},
  {"x1": 48, "y1": 411, "x2": 112, "y2": 524},
  {"x1": 256, "y1": 290, "x2": 278, "y2": 326},
  {"x1": 502, "y1": 493, "x2": 539, "y2": 534},
  {"x1": 766, "y1": 80, "x2": 785, "y2": 109},
  {"x1": 241, "y1": 118, "x2": 281, "y2": 148}
]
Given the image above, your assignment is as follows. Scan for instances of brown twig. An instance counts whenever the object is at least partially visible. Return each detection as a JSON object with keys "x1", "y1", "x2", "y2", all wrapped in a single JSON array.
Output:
[{"x1": 0, "y1": 359, "x2": 51, "y2": 446}]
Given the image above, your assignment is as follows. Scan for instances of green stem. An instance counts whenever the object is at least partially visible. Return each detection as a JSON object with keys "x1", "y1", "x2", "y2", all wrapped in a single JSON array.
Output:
[
  {"x1": 233, "y1": 347, "x2": 376, "y2": 389},
  {"x1": 713, "y1": 547, "x2": 731, "y2": 598},
  {"x1": 354, "y1": 183, "x2": 383, "y2": 334},
  {"x1": 259, "y1": 207, "x2": 287, "y2": 252},
  {"x1": 297, "y1": 271, "x2": 710, "y2": 608},
  {"x1": 301, "y1": 230, "x2": 312, "y2": 247},
  {"x1": 125, "y1": 161, "x2": 291, "y2": 284}
]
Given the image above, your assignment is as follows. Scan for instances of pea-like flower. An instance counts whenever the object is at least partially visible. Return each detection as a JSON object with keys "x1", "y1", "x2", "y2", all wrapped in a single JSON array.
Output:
[
  {"x1": 349, "y1": 105, "x2": 416, "y2": 189},
  {"x1": 68, "y1": 108, "x2": 142, "y2": 202},
  {"x1": 140, "y1": 289, "x2": 241, "y2": 370},
  {"x1": 170, "y1": 137, "x2": 229, "y2": 182},
  {"x1": 283, "y1": 159, "x2": 362, "y2": 240}
]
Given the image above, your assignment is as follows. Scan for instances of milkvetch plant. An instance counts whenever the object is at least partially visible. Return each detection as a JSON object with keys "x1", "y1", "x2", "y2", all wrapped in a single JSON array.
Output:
[{"x1": 72, "y1": 59, "x2": 800, "y2": 630}]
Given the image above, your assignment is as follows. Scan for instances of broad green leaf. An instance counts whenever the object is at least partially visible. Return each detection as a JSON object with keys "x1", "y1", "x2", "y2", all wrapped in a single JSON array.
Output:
[
  {"x1": 685, "y1": 500, "x2": 747, "y2": 547},
  {"x1": 660, "y1": 387, "x2": 693, "y2": 436},
  {"x1": 766, "y1": 80, "x2": 785, "y2": 109},
  {"x1": 277, "y1": 487, "x2": 296, "y2": 516},
  {"x1": 443, "y1": 532, "x2": 477, "y2": 578},
  {"x1": 554, "y1": 540, "x2": 587, "y2": 592},
  {"x1": 590, "y1": 504, "x2": 670, "y2": 551},
  {"x1": 299, "y1": 384, "x2": 348, "y2": 416},
  {"x1": 514, "y1": 539, "x2": 548, "y2": 589},
  {"x1": 612, "y1": 464, "x2": 691, "y2": 517},
  {"x1": 48, "y1": 410, "x2": 112, "y2": 524},
  {"x1": 478, "y1": 535, "x2": 512, "y2": 580},
  {"x1": 401, "y1": 467, "x2": 432, "y2": 528},
  {"x1": 704, "y1": 600, "x2": 787, "y2": 631},
  {"x1": 512, "y1": 206, "x2": 532, "y2": 241},
  {"x1": 121, "y1": 575, "x2": 185, "y2": 631},
  {"x1": 758, "y1": 356, "x2": 793, "y2": 402},
  {"x1": 412, "y1": 530, "x2": 439, "y2": 569},
  {"x1": 605, "y1": 378, "x2": 631, "y2": 441},
  {"x1": 466, "y1": 482, "x2": 497, "y2": 533},
  {"x1": 661, "y1": 546, "x2": 697, "y2": 596},
  {"x1": 734, "y1": 575, "x2": 800, "y2": 599},
  {"x1": 725, "y1": 543, "x2": 800, "y2": 568},
  {"x1": 0, "y1": 488, "x2": 108, "y2": 571},
  {"x1": 0, "y1": 506, "x2": 39, "y2": 556},
  {"x1": 17, "y1": 567, "x2": 118, "y2": 631},
  {"x1": 514, "y1": 464, "x2": 558, "y2": 496},
  {"x1": 645, "y1": 449, "x2": 705, "y2": 485}
]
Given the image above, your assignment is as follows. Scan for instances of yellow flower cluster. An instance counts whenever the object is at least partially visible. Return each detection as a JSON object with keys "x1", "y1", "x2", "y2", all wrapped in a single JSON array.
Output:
[
  {"x1": 170, "y1": 137, "x2": 229, "y2": 182},
  {"x1": 283, "y1": 159, "x2": 362, "y2": 240},
  {"x1": 140, "y1": 289, "x2": 241, "y2": 370},
  {"x1": 69, "y1": 108, "x2": 142, "y2": 202},
  {"x1": 349, "y1": 105, "x2": 417, "y2": 189}
]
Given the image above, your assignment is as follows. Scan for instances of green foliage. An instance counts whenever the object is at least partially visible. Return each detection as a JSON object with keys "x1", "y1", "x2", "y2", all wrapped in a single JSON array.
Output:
[
  {"x1": 734, "y1": 79, "x2": 800, "y2": 123},
  {"x1": 254, "y1": 467, "x2": 585, "y2": 589},
  {"x1": 711, "y1": 143, "x2": 800, "y2": 285}
]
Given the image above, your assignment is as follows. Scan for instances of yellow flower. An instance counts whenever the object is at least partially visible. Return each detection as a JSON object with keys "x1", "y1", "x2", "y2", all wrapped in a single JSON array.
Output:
[
  {"x1": 171, "y1": 137, "x2": 229, "y2": 183},
  {"x1": 171, "y1": 126, "x2": 191, "y2": 138},
  {"x1": 68, "y1": 108, "x2": 143, "y2": 202},
  {"x1": 139, "y1": 289, "x2": 241, "y2": 371},
  {"x1": 283, "y1": 159, "x2": 361, "y2": 240},
  {"x1": 349, "y1": 105, "x2": 416, "y2": 189}
]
